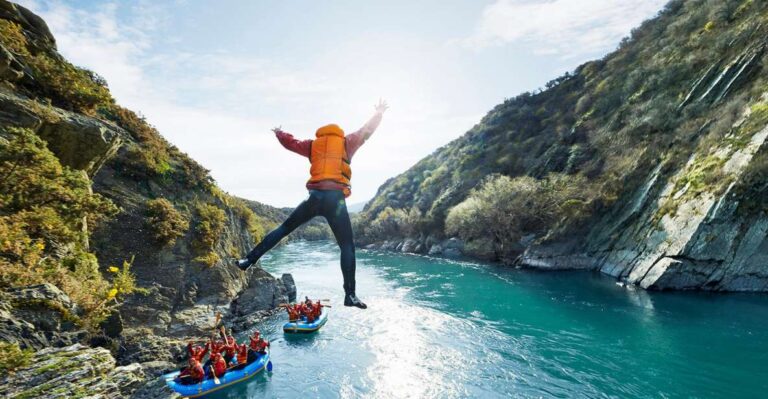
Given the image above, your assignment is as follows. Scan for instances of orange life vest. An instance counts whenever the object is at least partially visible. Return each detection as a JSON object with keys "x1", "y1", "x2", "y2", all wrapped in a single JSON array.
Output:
[{"x1": 308, "y1": 124, "x2": 352, "y2": 191}]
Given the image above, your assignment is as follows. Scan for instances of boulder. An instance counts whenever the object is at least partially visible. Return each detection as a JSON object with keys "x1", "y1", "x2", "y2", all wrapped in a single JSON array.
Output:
[
  {"x1": 0, "y1": 284, "x2": 87, "y2": 350},
  {"x1": 401, "y1": 238, "x2": 419, "y2": 253},
  {"x1": 281, "y1": 273, "x2": 297, "y2": 302},
  {"x1": 0, "y1": 1, "x2": 57, "y2": 47},
  {"x1": 0, "y1": 43, "x2": 23, "y2": 81},
  {"x1": 230, "y1": 269, "x2": 292, "y2": 317},
  {"x1": 167, "y1": 301, "x2": 230, "y2": 337},
  {"x1": 99, "y1": 310, "x2": 123, "y2": 339},
  {"x1": 0, "y1": 344, "x2": 148, "y2": 398},
  {"x1": 37, "y1": 110, "x2": 124, "y2": 176},
  {"x1": 0, "y1": 298, "x2": 48, "y2": 349},
  {"x1": 111, "y1": 362, "x2": 148, "y2": 397},
  {"x1": 441, "y1": 238, "x2": 464, "y2": 258},
  {"x1": 381, "y1": 241, "x2": 398, "y2": 251},
  {"x1": 0, "y1": 91, "x2": 125, "y2": 176},
  {"x1": 120, "y1": 285, "x2": 174, "y2": 334},
  {"x1": 117, "y1": 328, "x2": 186, "y2": 366},
  {"x1": 428, "y1": 244, "x2": 443, "y2": 256},
  {"x1": 131, "y1": 377, "x2": 182, "y2": 399}
]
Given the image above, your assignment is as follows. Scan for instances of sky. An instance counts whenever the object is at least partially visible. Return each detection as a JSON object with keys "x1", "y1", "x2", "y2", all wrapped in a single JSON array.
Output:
[{"x1": 17, "y1": 0, "x2": 667, "y2": 207}]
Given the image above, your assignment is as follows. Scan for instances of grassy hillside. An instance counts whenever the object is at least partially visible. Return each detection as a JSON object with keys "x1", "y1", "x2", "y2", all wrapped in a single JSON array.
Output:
[{"x1": 356, "y1": 0, "x2": 768, "y2": 265}]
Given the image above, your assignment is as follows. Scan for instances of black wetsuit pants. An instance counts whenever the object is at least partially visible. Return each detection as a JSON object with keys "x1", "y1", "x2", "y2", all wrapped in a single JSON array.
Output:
[{"x1": 245, "y1": 189, "x2": 357, "y2": 295}]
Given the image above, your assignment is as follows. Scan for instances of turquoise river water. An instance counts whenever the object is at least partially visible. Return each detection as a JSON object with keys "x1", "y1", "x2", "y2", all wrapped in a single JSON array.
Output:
[{"x1": 209, "y1": 241, "x2": 768, "y2": 398}]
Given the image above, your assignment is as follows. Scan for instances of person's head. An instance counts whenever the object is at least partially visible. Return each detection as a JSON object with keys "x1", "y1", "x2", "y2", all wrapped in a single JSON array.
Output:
[{"x1": 315, "y1": 124, "x2": 345, "y2": 138}]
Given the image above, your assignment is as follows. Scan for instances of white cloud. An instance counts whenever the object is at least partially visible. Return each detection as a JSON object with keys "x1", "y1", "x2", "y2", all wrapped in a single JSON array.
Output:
[
  {"x1": 11, "y1": 1, "x2": 501, "y2": 207},
  {"x1": 461, "y1": 0, "x2": 667, "y2": 58}
]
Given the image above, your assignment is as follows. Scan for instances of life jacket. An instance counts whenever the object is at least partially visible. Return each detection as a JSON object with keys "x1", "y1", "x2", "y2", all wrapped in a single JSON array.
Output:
[
  {"x1": 308, "y1": 124, "x2": 352, "y2": 193},
  {"x1": 208, "y1": 340, "x2": 224, "y2": 355},
  {"x1": 188, "y1": 344, "x2": 207, "y2": 362},
  {"x1": 251, "y1": 338, "x2": 269, "y2": 352},
  {"x1": 224, "y1": 337, "x2": 237, "y2": 357},
  {"x1": 236, "y1": 344, "x2": 248, "y2": 364},
  {"x1": 189, "y1": 362, "x2": 204, "y2": 381},
  {"x1": 212, "y1": 354, "x2": 227, "y2": 377}
]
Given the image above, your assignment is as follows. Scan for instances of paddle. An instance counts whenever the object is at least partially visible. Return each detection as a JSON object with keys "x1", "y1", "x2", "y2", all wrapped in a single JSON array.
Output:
[{"x1": 209, "y1": 365, "x2": 220, "y2": 385}]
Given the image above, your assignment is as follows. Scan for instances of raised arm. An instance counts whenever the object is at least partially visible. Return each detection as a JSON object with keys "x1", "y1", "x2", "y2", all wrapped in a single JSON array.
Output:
[
  {"x1": 273, "y1": 126, "x2": 312, "y2": 158},
  {"x1": 346, "y1": 99, "x2": 388, "y2": 158},
  {"x1": 356, "y1": 99, "x2": 388, "y2": 140}
]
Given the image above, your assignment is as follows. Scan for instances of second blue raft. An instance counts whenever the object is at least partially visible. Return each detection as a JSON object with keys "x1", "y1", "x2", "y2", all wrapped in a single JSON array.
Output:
[{"x1": 283, "y1": 309, "x2": 329, "y2": 333}]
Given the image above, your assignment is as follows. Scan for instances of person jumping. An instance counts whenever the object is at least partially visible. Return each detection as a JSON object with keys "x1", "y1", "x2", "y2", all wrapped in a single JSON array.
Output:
[{"x1": 235, "y1": 99, "x2": 389, "y2": 309}]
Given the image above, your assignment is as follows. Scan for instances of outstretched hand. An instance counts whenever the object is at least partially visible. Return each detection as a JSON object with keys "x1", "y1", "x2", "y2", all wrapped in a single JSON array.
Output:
[
  {"x1": 374, "y1": 99, "x2": 389, "y2": 113},
  {"x1": 271, "y1": 126, "x2": 282, "y2": 135}
]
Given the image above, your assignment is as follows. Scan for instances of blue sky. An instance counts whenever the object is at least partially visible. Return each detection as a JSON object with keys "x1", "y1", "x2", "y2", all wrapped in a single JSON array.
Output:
[{"x1": 18, "y1": 0, "x2": 667, "y2": 207}]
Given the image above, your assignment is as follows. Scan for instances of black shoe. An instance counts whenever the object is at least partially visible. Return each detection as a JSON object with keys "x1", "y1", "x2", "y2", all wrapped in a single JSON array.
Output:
[
  {"x1": 344, "y1": 294, "x2": 367, "y2": 309},
  {"x1": 235, "y1": 258, "x2": 253, "y2": 271}
]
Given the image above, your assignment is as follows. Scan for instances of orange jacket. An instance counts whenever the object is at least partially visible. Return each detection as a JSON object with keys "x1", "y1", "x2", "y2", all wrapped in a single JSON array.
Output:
[
  {"x1": 308, "y1": 124, "x2": 352, "y2": 195},
  {"x1": 275, "y1": 112, "x2": 383, "y2": 197},
  {"x1": 211, "y1": 354, "x2": 227, "y2": 377},
  {"x1": 236, "y1": 344, "x2": 248, "y2": 364}
]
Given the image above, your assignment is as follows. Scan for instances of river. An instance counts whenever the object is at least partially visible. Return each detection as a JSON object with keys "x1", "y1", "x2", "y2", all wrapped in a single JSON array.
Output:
[{"x1": 213, "y1": 241, "x2": 768, "y2": 398}]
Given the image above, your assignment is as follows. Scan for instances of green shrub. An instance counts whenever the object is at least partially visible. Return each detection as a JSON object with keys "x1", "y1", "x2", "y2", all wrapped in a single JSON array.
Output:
[
  {"x1": 445, "y1": 174, "x2": 597, "y2": 262},
  {"x1": 100, "y1": 105, "x2": 213, "y2": 189},
  {"x1": 192, "y1": 202, "x2": 226, "y2": 266},
  {"x1": 29, "y1": 54, "x2": 113, "y2": 114},
  {"x1": 145, "y1": 198, "x2": 189, "y2": 247},
  {"x1": 0, "y1": 341, "x2": 34, "y2": 373},
  {"x1": 0, "y1": 19, "x2": 27, "y2": 54},
  {"x1": 102, "y1": 106, "x2": 173, "y2": 177},
  {"x1": 296, "y1": 224, "x2": 332, "y2": 241},
  {"x1": 0, "y1": 128, "x2": 121, "y2": 327},
  {"x1": 231, "y1": 198, "x2": 265, "y2": 244},
  {"x1": 106, "y1": 256, "x2": 147, "y2": 299},
  {"x1": 0, "y1": 20, "x2": 113, "y2": 113}
]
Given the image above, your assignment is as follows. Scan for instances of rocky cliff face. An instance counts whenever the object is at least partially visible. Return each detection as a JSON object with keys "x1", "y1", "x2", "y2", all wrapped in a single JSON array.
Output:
[
  {"x1": 0, "y1": 344, "x2": 150, "y2": 399},
  {"x1": 522, "y1": 94, "x2": 768, "y2": 291},
  {"x1": 0, "y1": 0, "x2": 292, "y2": 333},
  {"x1": 0, "y1": 2, "x2": 294, "y2": 396},
  {"x1": 357, "y1": 0, "x2": 768, "y2": 291}
]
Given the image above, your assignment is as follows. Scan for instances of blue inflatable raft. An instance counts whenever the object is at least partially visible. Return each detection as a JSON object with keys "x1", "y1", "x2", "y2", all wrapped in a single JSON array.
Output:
[
  {"x1": 283, "y1": 309, "x2": 329, "y2": 333},
  {"x1": 163, "y1": 353, "x2": 271, "y2": 398}
]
